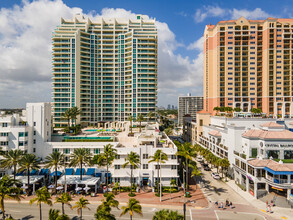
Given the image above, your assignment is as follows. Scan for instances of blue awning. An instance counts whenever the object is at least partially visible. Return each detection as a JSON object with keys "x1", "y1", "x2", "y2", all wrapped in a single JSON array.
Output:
[
  {"x1": 16, "y1": 170, "x2": 25, "y2": 176},
  {"x1": 86, "y1": 168, "x2": 95, "y2": 175},
  {"x1": 105, "y1": 173, "x2": 111, "y2": 177},
  {"x1": 50, "y1": 171, "x2": 62, "y2": 177},
  {"x1": 30, "y1": 169, "x2": 38, "y2": 175},
  {"x1": 39, "y1": 169, "x2": 49, "y2": 175},
  {"x1": 75, "y1": 168, "x2": 85, "y2": 176},
  {"x1": 264, "y1": 167, "x2": 293, "y2": 175},
  {"x1": 65, "y1": 168, "x2": 74, "y2": 175},
  {"x1": 95, "y1": 173, "x2": 101, "y2": 177}
]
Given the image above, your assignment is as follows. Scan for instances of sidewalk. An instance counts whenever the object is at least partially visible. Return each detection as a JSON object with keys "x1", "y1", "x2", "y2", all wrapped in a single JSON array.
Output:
[{"x1": 226, "y1": 179, "x2": 293, "y2": 220}]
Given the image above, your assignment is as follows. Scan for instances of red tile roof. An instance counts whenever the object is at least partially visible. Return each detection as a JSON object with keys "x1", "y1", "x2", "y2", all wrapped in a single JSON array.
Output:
[
  {"x1": 260, "y1": 122, "x2": 284, "y2": 128},
  {"x1": 208, "y1": 130, "x2": 221, "y2": 137},
  {"x1": 248, "y1": 159, "x2": 293, "y2": 171},
  {"x1": 242, "y1": 129, "x2": 293, "y2": 140}
]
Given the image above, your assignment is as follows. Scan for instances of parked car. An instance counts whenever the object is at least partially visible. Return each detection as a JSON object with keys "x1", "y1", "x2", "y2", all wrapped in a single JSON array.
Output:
[
  {"x1": 211, "y1": 172, "x2": 221, "y2": 180},
  {"x1": 196, "y1": 156, "x2": 203, "y2": 162},
  {"x1": 203, "y1": 165, "x2": 211, "y2": 171}
]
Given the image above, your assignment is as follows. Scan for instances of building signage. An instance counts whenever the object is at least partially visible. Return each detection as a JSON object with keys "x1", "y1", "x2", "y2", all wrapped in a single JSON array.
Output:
[
  {"x1": 265, "y1": 144, "x2": 293, "y2": 148},
  {"x1": 289, "y1": 194, "x2": 293, "y2": 202}
]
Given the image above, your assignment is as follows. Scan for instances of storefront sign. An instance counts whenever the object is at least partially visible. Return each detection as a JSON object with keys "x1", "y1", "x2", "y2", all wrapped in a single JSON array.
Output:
[
  {"x1": 247, "y1": 175, "x2": 253, "y2": 181},
  {"x1": 272, "y1": 186, "x2": 283, "y2": 191},
  {"x1": 265, "y1": 144, "x2": 293, "y2": 148},
  {"x1": 289, "y1": 194, "x2": 293, "y2": 202},
  {"x1": 249, "y1": 189, "x2": 254, "y2": 196}
]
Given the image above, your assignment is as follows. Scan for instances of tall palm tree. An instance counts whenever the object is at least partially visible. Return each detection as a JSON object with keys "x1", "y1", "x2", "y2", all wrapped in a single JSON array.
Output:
[
  {"x1": 69, "y1": 148, "x2": 92, "y2": 180},
  {"x1": 95, "y1": 192, "x2": 119, "y2": 220},
  {"x1": 136, "y1": 114, "x2": 144, "y2": 133},
  {"x1": 220, "y1": 158, "x2": 230, "y2": 179},
  {"x1": 72, "y1": 197, "x2": 90, "y2": 220},
  {"x1": 93, "y1": 144, "x2": 117, "y2": 192},
  {"x1": 176, "y1": 142, "x2": 196, "y2": 192},
  {"x1": 62, "y1": 108, "x2": 72, "y2": 128},
  {"x1": 0, "y1": 150, "x2": 23, "y2": 181},
  {"x1": 123, "y1": 152, "x2": 140, "y2": 195},
  {"x1": 120, "y1": 198, "x2": 142, "y2": 220},
  {"x1": 147, "y1": 111, "x2": 155, "y2": 122},
  {"x1": 55, "y1": 192, "x2": 72, "y2": 215},
  {"x1": 0, "y1": 175, "x2": 22, "y2": 220},
  {"x1": 48, "y1": 209, "x2": 60, "y2": 220},
  {"x1": 29, "y1": 186, "x2": 52, "y2": 220},
  {"x1": 148, "y1": 150, "x2": 168, "y2": 195},
  {"x1": 128, "y1": 115, "x2": 134, "y2": 133},
  {"x1": 170, "y1": 179, "x2": 177, "y2": 187},
  {"x1": 19, "y1": 153, "x2": 39, "y2": 194},
  {"x1": 152, "y1": 209, "x2": 183, "y2": 220},
  {"x1": 70, "y1": 106, "x2": 81, "y2": 127},
  {"x1": 189, "y1": 162, "x2": 202, "y2": 190},
  {"x1": 44, "y1": 151, "x2": 64, "y2": 193}
]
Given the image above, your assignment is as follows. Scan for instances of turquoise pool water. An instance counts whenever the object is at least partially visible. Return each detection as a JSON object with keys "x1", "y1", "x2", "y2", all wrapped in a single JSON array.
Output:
[
  {"x1": 64, "y1": 136, "x2": 112, "y2": 140},
  {"x1": 85, "y1": 129, "x2": 121, "y2": 132}
]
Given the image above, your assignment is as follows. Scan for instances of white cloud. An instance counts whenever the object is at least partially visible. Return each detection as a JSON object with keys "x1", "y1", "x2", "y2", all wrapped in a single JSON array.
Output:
[
  {"x1": 0, "y1": 0, "x2": 203, "y2": 108},
  {"x1": 194, "y1": 6, "x2": 273, "y2": 23},
  {"x1": 194, "y1": 6, "x2": 225, "y2": 23},
  {"x1": 229, "y1": 8, "x2": 271, "y2": 20},
  {"x1": 187, "y1": 36, "x2": 204, "y2": 51}
]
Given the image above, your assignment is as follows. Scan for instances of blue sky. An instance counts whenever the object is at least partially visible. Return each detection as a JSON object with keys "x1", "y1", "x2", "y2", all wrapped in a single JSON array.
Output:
[{"x1": 0, "y1": 0, "x2": 293, "y2": 108}]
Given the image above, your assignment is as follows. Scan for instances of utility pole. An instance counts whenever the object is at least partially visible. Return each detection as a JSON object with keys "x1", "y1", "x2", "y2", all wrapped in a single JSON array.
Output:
[{"x1": 160, "y1": 152, "x2": 162, "y2": 202}]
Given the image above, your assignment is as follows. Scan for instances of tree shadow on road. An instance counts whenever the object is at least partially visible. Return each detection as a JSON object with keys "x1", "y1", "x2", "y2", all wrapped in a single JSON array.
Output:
[{"x1": 21, "y1": 215, "x2": 34, "y2": 220}]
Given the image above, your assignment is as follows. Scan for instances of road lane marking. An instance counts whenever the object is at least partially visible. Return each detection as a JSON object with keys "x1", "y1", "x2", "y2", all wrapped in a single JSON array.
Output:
[
  {"x1": 214, "y1": 210, "x2": 220, "y2": 220},
  {"x1": 190, "y1": 208, "x2": 193, "y2": 220}
]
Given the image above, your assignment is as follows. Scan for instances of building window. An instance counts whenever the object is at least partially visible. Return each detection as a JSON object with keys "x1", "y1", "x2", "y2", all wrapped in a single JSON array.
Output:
[
  {"x1": 115, "y1": 165, "x2": 121, "y2": 169},
  {"x1": 200, "y1": 120, "x2": 203, "y2": 126},
  {"x1": 33, "y1": 131, "x2": 36, "y2": 135},
  {"x1": 95, "y1": 149, "x2": 100, "y2": 154},
  {"x1": 2, "y1": 123, "x2": 7, "y2": 127},
  {"x1": 33, "y1": 148, "x2": 36, "y2": 153},
  {"x1": 63, "y1": 148, "x2": 70, "y2": 154},
  {"x1": 143, "y1": 164, "x2": 148, "y2": 169},
  {"x1": 171, "y1": 165, "x2": 177, "y2": 170},
  {"x1": 114, "y1": 177, "x2": 120, "y2": 183},
  {"x1": 155, "y1": 165, "x2": 160, "y2": 169},
  {"x1": 34, "y1": 122, "x2": 36, "y2": 126},
  {"x1": 53, "y1": 149, "x2": 59, "y2": 152},
  {"x1": 115, "y1": 155, "x2": 120, "y2": 159},
  {"x1": 171, "y1": 155, "x2": 176, "y2": 159},
  {"x1": 33, "y1": 139, "x2": 36, "y2": 144},
  {"x1": 143, "y1": 154, "x2": 148, "y2": 159}
]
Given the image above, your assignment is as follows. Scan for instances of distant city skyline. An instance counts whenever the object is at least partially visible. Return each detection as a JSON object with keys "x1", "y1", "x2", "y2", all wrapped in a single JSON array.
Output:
[{"x1": 1, "y1": 0, "x2": 293, "y2": 107}]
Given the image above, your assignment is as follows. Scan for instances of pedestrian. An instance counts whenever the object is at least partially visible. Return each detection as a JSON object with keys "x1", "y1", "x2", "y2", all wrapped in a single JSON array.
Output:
[
  {"x1": 215, "y1": 201, "x2": 218, "y2": 207},
  {"x1": 269, "y1": 204, "x2": 272, "y2": 213},
  {"x1": 230, "y1": 201, "x2": 233, "y2": 209},
  {"x1": 271, "y1": 200, "x2": 274, "y2": 207},
  {"x1": 220, "y1": 202, "x2": 224, "y2": 209}
]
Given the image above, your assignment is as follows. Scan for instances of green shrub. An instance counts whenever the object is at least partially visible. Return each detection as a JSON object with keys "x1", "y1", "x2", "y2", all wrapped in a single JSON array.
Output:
[{"x1": 128, "y1": 193, "x2": 136, "y2": 197}]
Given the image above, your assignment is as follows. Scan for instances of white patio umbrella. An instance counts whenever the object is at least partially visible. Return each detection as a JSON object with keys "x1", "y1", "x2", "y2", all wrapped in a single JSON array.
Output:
[
  {"x1": 21, "y1": 186, "x2": 28, "y2": 189},
  {"x1": 48, "y1": 185, "x2": 55, "y2": 189},
  {"x1": 56, "y1": 186, "x2": 64, "y2": 190},
  {"x1": 83, "y1": 186, "x2": 90, "y2": 191},
  {"x1": 75, "y1": 187, "x2": 82, "y2": 191}
]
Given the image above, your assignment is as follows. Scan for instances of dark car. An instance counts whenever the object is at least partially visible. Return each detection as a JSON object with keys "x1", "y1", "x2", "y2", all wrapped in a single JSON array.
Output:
[{"x1": 204, "y1": 166, "x2": 211, "y2": 171}]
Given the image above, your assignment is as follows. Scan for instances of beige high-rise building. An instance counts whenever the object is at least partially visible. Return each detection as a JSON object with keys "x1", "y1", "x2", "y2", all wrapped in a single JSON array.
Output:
[{"x1": 203, "y1": 17, "x2": 293, "y2": 117}]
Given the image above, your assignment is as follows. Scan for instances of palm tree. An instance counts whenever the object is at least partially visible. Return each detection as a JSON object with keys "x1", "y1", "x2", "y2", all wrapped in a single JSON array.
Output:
[
  {"x1": 123, "y1": 152, "x2": 140, "y2": 196},
  {"x1": 95, "y1": 193, "x2": 119, "y2": 220},
  {"x1": 176, "y1": 142, "x2": 196, "y2": 192},
  {"x1": 147, "y1": 111, "x2": 155, "y2": 122},
  {"x1": 152, "y1": 209, "x2": 183, "y2": 220},
  {"x1": 0, "y1": 150, "x2": 23, "y2": 181},
  {"x1": 128, "y1": 115, "x2": 134, "y2": 133},
  {"x1": 170, "y1": 179, "x2": 176, "y2": 187},
  {"x1": 45, "y1": 151, "x2": 64, "y2": 193},
  {"x1": 19, "y1": 153, "x2": 39, "y2": 194},
  {"x1": 148, "y1": 150, "x2": 168, "y2": 195},
  {"x1": 95, "y1": 205, "x2": 116, "y2": 220},
  {"x1": 136, "y1": 114, "x2": 144, "y2": 133},
  {"x1": 49, "y1": 209, "x2": 60, "y2": 220},
  {"x1": 55, "y1": 192, "x2": 72, "y2": 215},
  {"x1": 234, "y1": 107, "x2": 242, "y2": 112},
  {"x1": 120, "y1": 198, "x2": 142, "y2": 220},
  {"x1": 69, "y1": 148, "x2": 92, "y2": 180},
  {"x1": 0, "y1": 175, "x2": 22, "y2": 219},
  {"x1": 164, "y1": 127, "x2": 172, "y2": 136},
  {"x1": 213, "y1": 106, "x2": 220, "y2": 115},
  {"x1": 219, "y1": 158, "x2": 230, "y2": 179},
  {"x1": 29, "y1": 186, "x2": 52, "y2": 220},
  {"x1": 72, "y1": 197, "x2": 90, "y2": 220},
  {"x1": 189, "y1": 162, "x2": 202, "y2": 190},
  {"x1": 93, "y1": 144, "x2": 117, "y2": 192},
  {"x1": 70, "y1": 106, "x2": 81, "y2": 127},
  {"x1": 62, "y1": 108, "x2": 72, "y2": 128}
]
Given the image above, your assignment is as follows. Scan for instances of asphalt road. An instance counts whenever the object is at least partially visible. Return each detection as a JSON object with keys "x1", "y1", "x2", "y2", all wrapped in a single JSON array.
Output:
[{"x1": 4, "y1": 202, "x2": 191, "y2": 220}]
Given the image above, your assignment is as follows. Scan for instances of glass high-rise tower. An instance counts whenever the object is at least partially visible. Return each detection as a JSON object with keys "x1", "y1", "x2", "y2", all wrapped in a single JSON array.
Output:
[{"x1": 52, "y1": 14, "x2": 157, "y2": 127}]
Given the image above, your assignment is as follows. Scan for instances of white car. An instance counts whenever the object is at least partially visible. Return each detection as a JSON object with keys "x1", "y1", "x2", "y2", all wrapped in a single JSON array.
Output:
[
  {"x1": 211, "y1": 172, "x2": 221, "y2": 180},
  {"x1": 196, "y1": 156, "x2": 203, "y2": 162}
]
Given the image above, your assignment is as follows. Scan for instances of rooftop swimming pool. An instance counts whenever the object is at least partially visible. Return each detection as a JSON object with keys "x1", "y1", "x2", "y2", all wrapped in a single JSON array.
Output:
[
  {"x1": 85, "y1": 129, "x2": 121, "y2": 132},
  {"x1": 63, "y1": 136, "x2": 113, "y2": 142}
]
